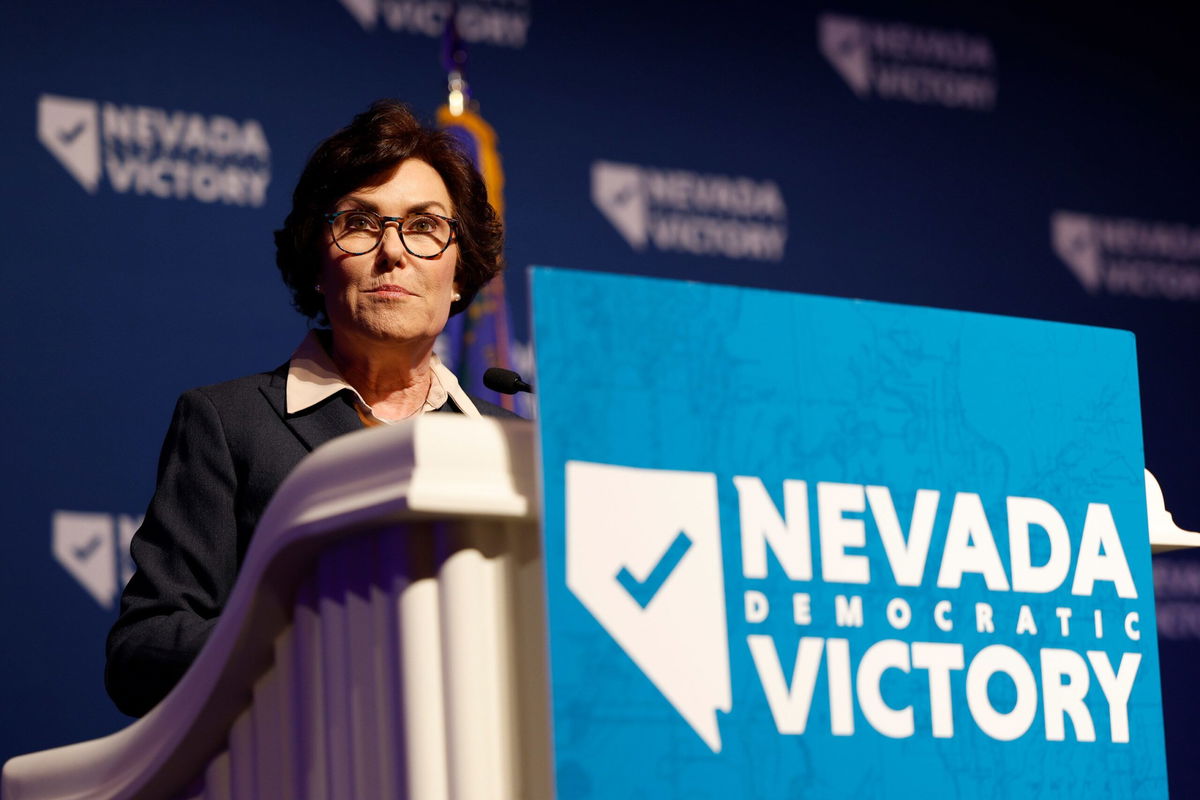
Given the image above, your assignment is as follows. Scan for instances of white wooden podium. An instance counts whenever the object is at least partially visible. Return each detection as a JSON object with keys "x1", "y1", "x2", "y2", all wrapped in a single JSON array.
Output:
[{"x1": 2, "y1": 416, "x2": 551, "y2": 800}]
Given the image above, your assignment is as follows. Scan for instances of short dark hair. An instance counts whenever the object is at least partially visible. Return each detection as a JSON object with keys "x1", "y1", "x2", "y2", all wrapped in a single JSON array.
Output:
[{"x1": 274, "y1": 99, "x2": 504, "y2": 322}]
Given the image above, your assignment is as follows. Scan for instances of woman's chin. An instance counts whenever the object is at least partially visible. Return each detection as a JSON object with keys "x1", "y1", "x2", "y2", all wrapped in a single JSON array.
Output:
[{"x1": 338, "y1": 315, "x2": 441, "y2": 348}]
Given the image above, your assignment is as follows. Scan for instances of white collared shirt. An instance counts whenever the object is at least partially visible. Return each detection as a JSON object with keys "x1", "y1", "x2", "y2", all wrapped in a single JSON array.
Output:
[{"x1": 285, "y1": 330, "x2": 481, "y2": 423}]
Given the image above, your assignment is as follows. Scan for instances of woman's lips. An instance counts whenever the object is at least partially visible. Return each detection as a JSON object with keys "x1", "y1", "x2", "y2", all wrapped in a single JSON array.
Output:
[{"x1": 367, "y1": 284, "x2": 415, "y2": 296}]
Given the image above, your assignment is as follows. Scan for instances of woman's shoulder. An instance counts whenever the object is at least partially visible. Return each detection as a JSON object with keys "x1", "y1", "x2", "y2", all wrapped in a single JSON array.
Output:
[
  {"x1": 171, "y1": 363, "x2": 289, "y2": 418},
  {"x1": 189, "y1": 363, "x2": 288, "y2": 399},
  {"x1": 161, "y1": 364, "x2": 303, "y2": 461}
]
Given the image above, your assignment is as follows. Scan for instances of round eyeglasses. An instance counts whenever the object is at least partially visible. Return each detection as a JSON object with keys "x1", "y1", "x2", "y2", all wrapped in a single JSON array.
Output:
[{"x1": 324, "y1": 210, "x2": 458, "y2": 259}]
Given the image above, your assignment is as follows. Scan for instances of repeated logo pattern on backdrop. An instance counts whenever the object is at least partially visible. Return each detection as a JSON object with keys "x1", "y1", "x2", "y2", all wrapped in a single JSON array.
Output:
[
  {"x1": 335, "y1": 0, "x2": 531, "y2": 47},
  {"x1": 37, "y1": 94, "x2": 271, "y2": 206},
  {"x1": 591, "y1": 160, "x2": 788, "y2": 261},
  {"x1": 1154, "y1": 561, "x2": 1200, "y2": 640},
  {"x1": 51, "y1": 511, "x2": 141, "y2": 611},
  {"x1": 818, "y1": 13, "x2": 997, "y2": 110},
  {"x1": 1052, "y1": 211, "x2": 1200, "y2": 301}
]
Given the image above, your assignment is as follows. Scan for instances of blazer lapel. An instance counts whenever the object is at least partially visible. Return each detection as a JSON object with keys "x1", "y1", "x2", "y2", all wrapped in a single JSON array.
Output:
[{"x1": 259, "y1": 366, "x2": 363, "y2": 453}]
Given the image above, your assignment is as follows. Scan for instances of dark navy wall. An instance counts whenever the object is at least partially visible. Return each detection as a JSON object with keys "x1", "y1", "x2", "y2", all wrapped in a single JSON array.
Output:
[{"x1": 3, "y1": 1, "x2": 1199, "y2": 793}]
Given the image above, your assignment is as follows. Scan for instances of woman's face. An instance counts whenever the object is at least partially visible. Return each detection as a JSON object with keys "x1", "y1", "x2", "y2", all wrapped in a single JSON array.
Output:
[{"x1": 318, "y1": 158, "x2": 458, "y2": 350}]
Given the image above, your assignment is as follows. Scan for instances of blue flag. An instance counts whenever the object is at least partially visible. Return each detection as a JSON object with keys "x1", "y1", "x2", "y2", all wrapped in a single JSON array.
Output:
[{"x1": 436, "y1": 104, "x2": 522, "y2": 413}]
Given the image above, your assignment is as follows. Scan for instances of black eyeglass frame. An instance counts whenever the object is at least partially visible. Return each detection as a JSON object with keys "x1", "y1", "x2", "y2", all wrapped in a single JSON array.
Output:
[{"x1": 323, "y1": 210, "x2": 459, "y2": 259}]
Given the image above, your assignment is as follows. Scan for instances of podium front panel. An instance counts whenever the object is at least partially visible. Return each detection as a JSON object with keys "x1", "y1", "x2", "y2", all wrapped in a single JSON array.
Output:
[{"x1": 531, "y1": 267, "x2": 1166, "y2": 799}]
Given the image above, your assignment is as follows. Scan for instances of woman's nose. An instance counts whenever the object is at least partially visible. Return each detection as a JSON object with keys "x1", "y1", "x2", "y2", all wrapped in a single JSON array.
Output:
[{"x1": 377, "y1": 221, "x2": 409, "y2": 263}]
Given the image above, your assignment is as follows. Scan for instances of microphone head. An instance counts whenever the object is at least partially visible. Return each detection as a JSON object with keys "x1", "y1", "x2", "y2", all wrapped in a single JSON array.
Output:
[{"x1": 483, "y1": 367, "x2": 533, "y2": 395}]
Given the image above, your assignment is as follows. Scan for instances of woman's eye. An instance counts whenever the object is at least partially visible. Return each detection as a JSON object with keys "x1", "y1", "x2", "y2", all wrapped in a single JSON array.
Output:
[
  {"x1": 405, "y1": 215, "x2": 437, "y2": 233},
  {"x1": 344, "y1": 212, "x2": 379, "y2": 231}
]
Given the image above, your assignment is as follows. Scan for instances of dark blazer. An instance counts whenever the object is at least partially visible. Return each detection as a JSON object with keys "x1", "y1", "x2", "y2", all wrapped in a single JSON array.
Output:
[{"x1": 105, "y1": 363, "x2": 518, "y2": 717}]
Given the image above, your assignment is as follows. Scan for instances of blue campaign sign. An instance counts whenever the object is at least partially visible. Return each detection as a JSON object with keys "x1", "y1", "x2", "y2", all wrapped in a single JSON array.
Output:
[{"x1": 531, "y1": 267, "x2": 1167, "y2": 799}]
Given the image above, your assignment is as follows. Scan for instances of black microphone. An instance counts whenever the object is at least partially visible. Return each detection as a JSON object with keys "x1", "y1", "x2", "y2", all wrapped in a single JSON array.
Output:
[{"x1": 483, "y1": 367, "x2": 534, "y2": 395}]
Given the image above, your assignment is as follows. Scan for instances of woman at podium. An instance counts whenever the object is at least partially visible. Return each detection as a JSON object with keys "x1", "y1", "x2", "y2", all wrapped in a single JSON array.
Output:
[{"x1": 104, "y1": 100, "x2": 517, "y2": 717}]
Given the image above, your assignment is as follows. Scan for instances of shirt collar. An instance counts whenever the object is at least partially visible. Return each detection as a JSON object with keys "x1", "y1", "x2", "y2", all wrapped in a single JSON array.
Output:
[{"x1": 286, "y1": 330, "x2": 480, "y2": 422}]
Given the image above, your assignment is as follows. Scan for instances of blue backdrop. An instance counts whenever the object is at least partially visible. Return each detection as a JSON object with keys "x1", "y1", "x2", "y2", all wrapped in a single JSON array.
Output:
[{"x1": 3, "y1": 1, "x2": 1199, "y2": 794}]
